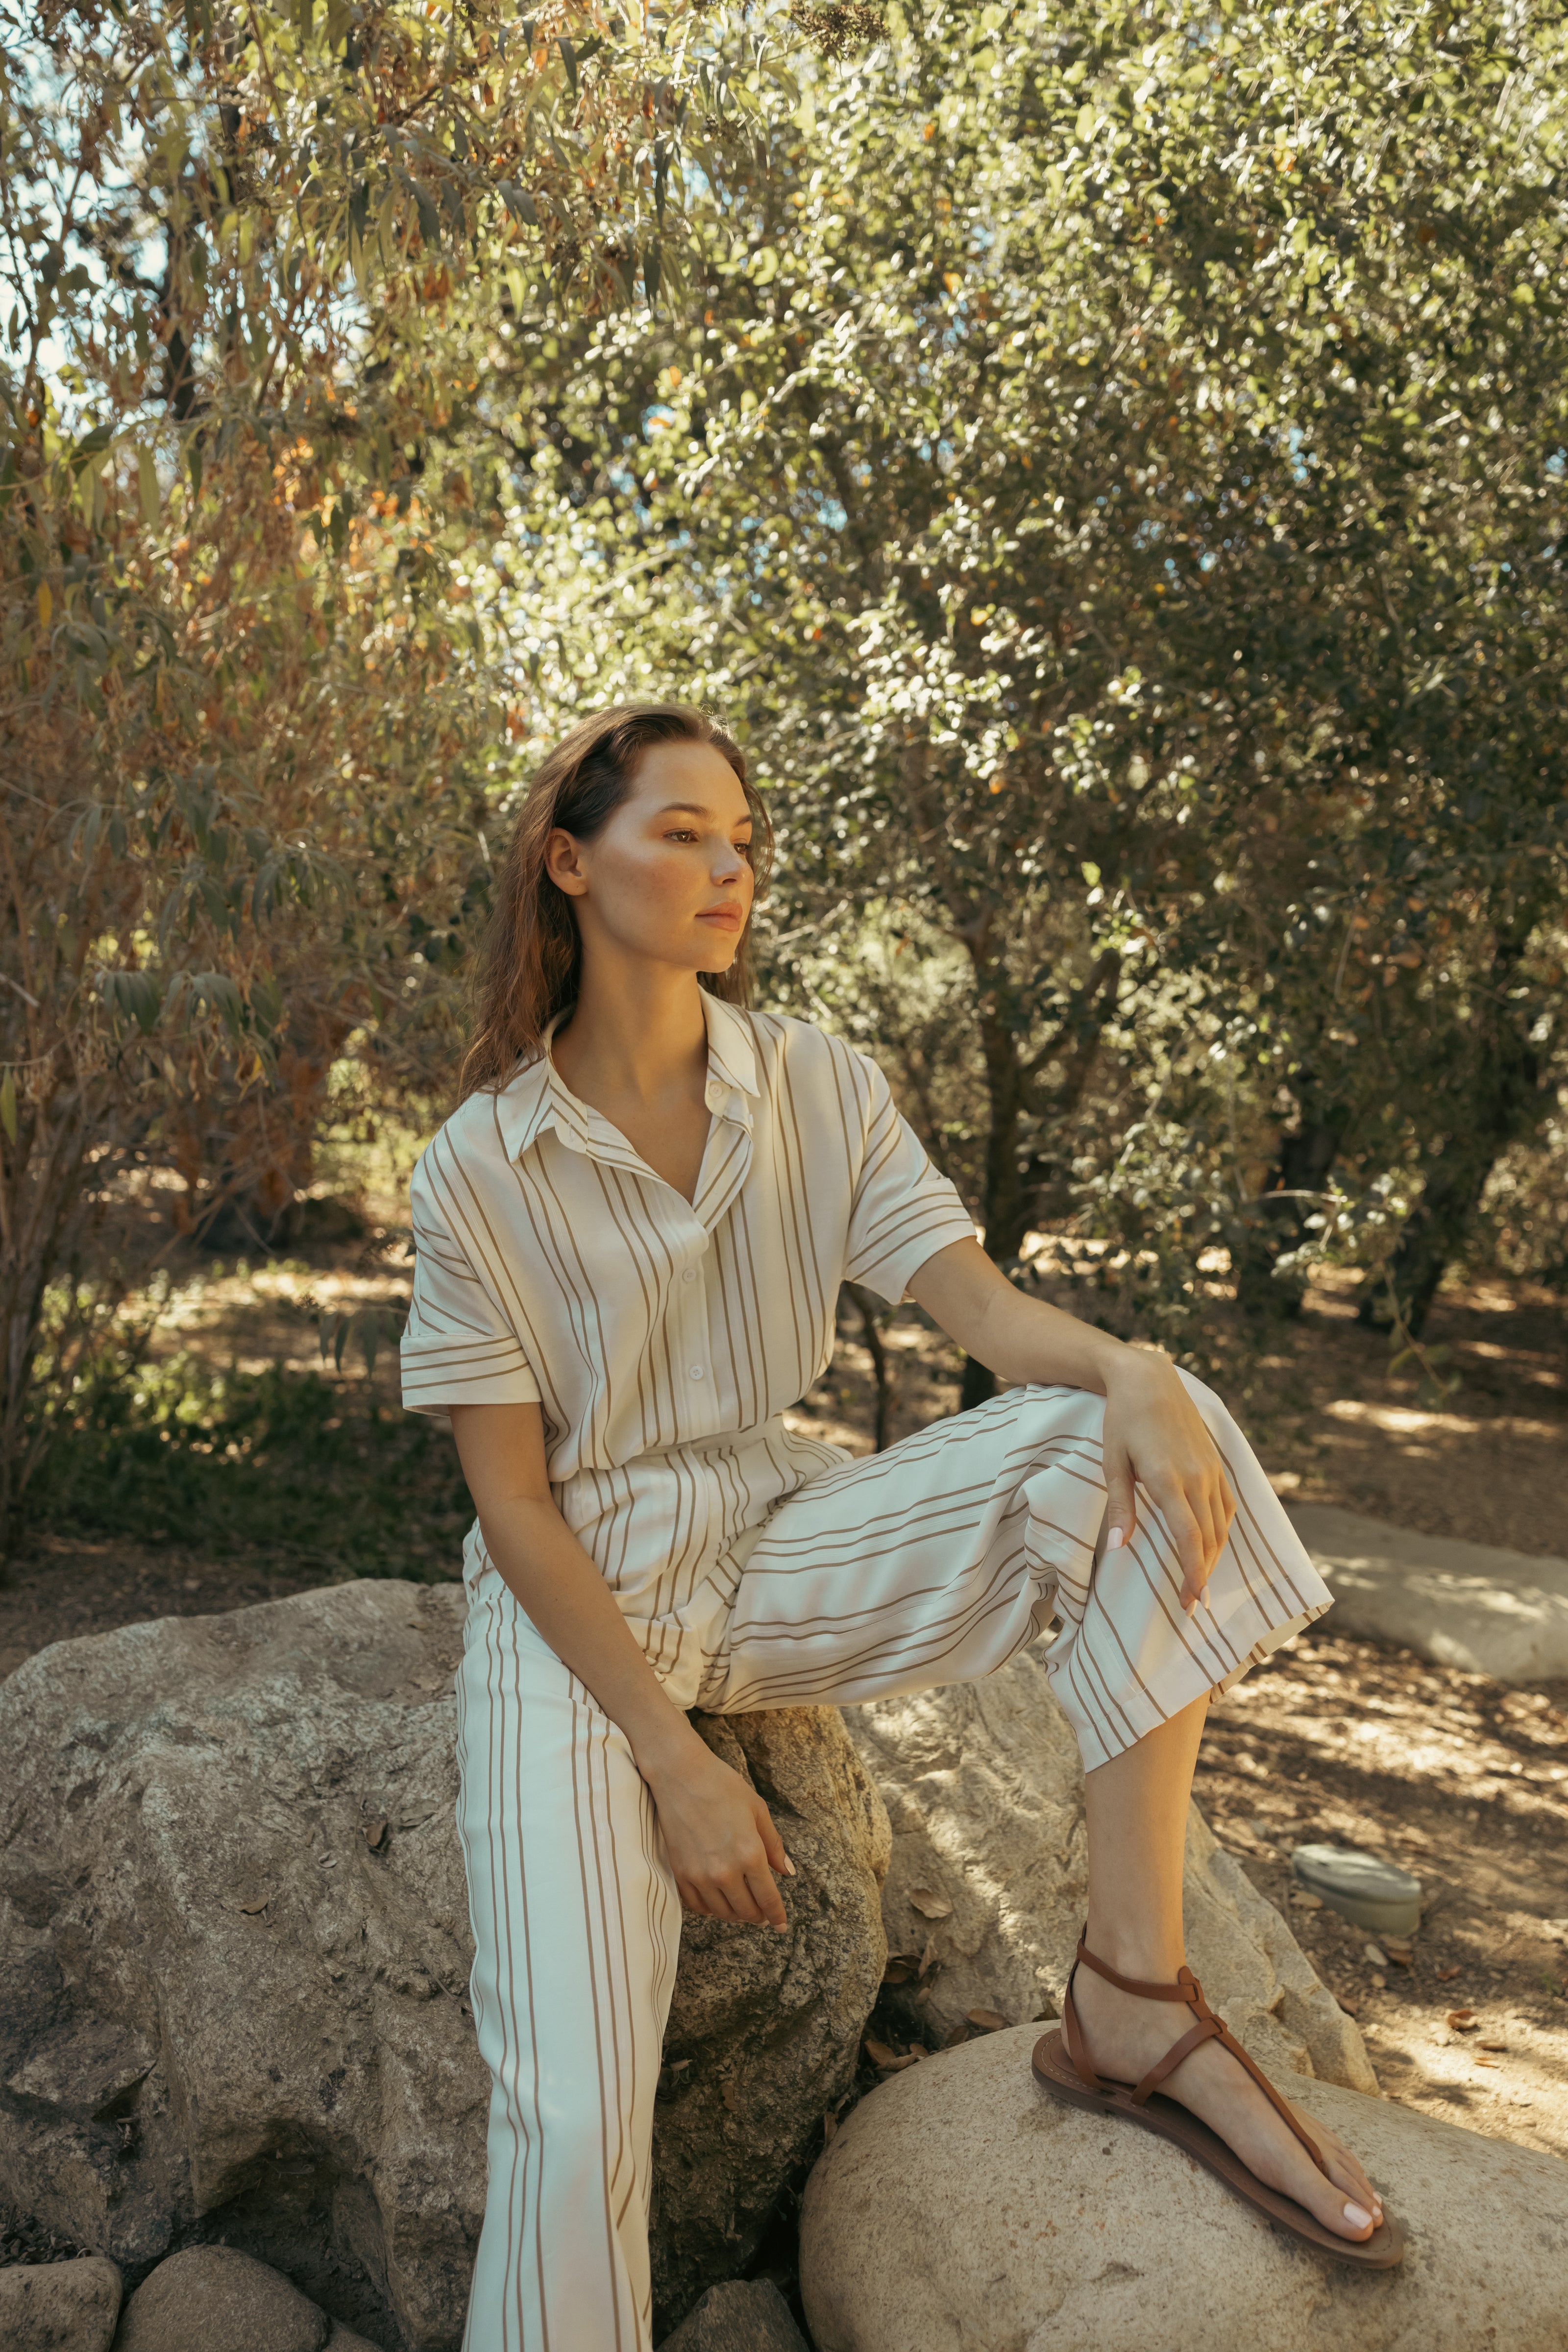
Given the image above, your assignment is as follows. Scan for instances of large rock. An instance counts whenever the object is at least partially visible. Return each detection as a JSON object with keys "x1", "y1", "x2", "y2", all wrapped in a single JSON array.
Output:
[
  {"x1": 0, "y1": 1582, "x2": 888, "y2": 2351},
  {"x1": 653, "y1": 1709, "x2": 888, "y2": 2332},
  {"x1": 115, "y1": 2244, "x2": 329, "y2": 2352},
  {"x1": 1290, "y1": 1503, "x2": 1568, "y2": 1682},
  {"x1": 0, "y1": 2255, "x2": 122, "y2": 2352},
  {"x1": 799, "y1": 2023, "x2": 1568, "y2": 2351},
  {"x1": 846, "y1": 1644, "x2": 1376, "y2": 2093},
  {"x1": 658, "y1": 2278, "x2": 810, "y2": 2351}
]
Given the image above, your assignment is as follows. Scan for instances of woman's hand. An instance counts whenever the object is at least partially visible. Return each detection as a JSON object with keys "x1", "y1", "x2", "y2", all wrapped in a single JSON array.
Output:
[
  {"x1": 1101, "y1": 1351, "x2": 1236, "y2": 1613},
  {"x1": 639, "y1": 1732, "x2": 795, "y2": 1930}
]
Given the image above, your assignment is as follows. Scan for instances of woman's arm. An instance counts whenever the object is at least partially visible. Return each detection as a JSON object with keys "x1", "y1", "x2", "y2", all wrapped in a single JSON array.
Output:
[
  {"x1": 906, "y1": 1238, "x2": 1235, "y2": 1613},
  {"x1": 448, "y1": 1400, "x2": 793, "y2": 1930}
]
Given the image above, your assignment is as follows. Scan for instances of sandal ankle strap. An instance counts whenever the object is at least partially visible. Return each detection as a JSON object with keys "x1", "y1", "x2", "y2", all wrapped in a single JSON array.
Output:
[{"x1": 1072, "y1": 1935, "x2": 1200, "y2": 2004}]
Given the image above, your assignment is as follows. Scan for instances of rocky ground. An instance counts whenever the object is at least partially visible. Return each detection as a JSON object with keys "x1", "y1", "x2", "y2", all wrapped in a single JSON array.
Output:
[{"x1": 1, "y1": 1246, "x2": 1564, "y2": 2206}]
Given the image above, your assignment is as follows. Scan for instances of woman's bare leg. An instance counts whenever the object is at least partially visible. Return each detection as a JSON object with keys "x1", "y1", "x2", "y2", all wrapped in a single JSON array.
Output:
[{"x1": 1072, "y1": 1694, "x2": 1385, "y2": 2241}]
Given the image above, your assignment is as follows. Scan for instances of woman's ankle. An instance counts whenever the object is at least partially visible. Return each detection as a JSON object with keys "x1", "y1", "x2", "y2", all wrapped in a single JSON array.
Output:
[{"x1": 1081, "y1": 1919, "x2": 1186, "y2": 1984}]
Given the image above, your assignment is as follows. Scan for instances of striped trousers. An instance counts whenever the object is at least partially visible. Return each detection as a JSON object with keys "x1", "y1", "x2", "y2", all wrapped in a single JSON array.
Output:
[{"x1": 452, "y1": 1376, "x2": 1330, "y2": 2351}]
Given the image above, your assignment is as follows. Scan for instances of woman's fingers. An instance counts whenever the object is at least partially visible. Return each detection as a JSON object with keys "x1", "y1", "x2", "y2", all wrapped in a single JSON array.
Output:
[
  {"x1": 746, "y1": 1868, "x2": 789, "y2": 1932},
  {"x1": 752, "y1": 1796, "x2": 795, "y2": 1883},
  {"x1": 1102, "y1": 1447, "x2": 1138, "y2": 1552},
  {"x1": 1149, "y1": 1482, "x2": 1210, "y2": 1612},
  {"x1": 677, "y1": 1848, "x2": 789, "y2": 1929}
]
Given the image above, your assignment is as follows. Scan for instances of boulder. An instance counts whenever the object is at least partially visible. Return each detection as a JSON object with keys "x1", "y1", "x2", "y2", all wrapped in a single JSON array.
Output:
[
  {"x1": 658, "y1": 2278, "x2": 810, "y2": 2351},
  {"x1": 1289, "y1": 1503, "x2": 1568, "y2": 1683},
  {"x1": 846, "y1": 1644, "x2": 1376, "y2": 2092},
  {"x1": 799, "y1": 2022, "x2": 1568, "y2": 2352},
  {"x1": 0, "y1": 1581, "x2": 889, "y2": 2351},
  {"x1": 653, "y1": 1709, "x2": 888, "y2": 2331},
  {"x1": 0, "y1": 2255, "x2": 122, "y2": 2352},
  {"x1": 114, "y1": 2246, "x2": 329, "y2": 2352}
]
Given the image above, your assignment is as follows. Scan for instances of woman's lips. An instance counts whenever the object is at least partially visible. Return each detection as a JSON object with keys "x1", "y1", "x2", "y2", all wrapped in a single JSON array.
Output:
[{"x1": 697, "y1": 906, "x2": 744, "y2": 930}]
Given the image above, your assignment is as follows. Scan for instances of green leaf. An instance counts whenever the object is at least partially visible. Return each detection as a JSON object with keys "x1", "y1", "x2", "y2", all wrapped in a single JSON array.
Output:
[
  {"x1": 0, "y1": 1068, "x2": 16, "y2": 1145},
  {"x1": 138, "y1": 448, "x2": 160, "y2": 526}
]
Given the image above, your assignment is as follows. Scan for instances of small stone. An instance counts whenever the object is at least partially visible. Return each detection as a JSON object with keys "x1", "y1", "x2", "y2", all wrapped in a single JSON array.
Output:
[
  {"x1": 0, "y1": 2256, "x2": 122, "y2": 2352},
  {"x1": 1364, "y1": 1941, "x2": 1389, "y2": 1967},
  {"x1": 323, "y1": 2326, "x2": 385, "y2": 2351},
  {"x1": 115, "y1": 2247, "x2": 329, "y2": 2352},
  {"x1": 1290, "y1": 1843, "x2": 1422, "y2": 1937},
  {"x1": 658, "y1": 2278, "x2": 809, "y2": 2351}
]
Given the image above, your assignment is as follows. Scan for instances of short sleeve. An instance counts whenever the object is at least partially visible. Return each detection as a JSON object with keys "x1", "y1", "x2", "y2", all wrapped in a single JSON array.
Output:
[
  {"x1": 399, "y1": 1135, "x2": 542, "y2": 1427},
  {"x1": 842, "y1": 1051, "x2": 978, "y2": 1304}
]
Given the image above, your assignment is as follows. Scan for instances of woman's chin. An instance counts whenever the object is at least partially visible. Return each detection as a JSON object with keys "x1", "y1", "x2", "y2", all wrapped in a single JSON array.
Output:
[{"x1": 693, "y1": 928, "x2": 743, "y2": 969}]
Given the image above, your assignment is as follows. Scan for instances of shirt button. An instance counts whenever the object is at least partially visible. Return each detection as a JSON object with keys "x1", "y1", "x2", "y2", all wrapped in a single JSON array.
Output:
[
  {"x1": 688, "y1": 1365, "x2": 706, "y2": 1381},
  {"x1": 681, "y1": 1268, "x2": 697, "y2": 1284}
]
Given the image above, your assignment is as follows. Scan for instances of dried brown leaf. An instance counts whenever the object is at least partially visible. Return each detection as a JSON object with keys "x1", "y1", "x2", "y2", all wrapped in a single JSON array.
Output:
[
  {"x1": 239, "y1": 1895, "x2": 270, "y2": 1915},
  {"x1": 363, "y1": 1818, "x2": 389, "y2": 1849},
  {"x1": 862, "y1": 2037, "x2": 901, "y2": 2069},
  {"x1": 1446, "y1": 2008, "x2": 1478, "y2": 2031},
  {"x1": 1477, "y1": 2038, "x2": 1508, "y2": 2052},
  {"x1": 908, "y1": 1886, "x2": 952, "y2": 1920},
  {"x1": 965, "y1": 2007, "x2": 1008, "y2": 2032}
]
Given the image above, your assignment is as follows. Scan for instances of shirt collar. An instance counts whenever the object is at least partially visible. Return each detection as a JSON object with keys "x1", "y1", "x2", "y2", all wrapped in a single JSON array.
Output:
[{"x1": 494, "y1": 992, "x2": 759, "y2": 1166}]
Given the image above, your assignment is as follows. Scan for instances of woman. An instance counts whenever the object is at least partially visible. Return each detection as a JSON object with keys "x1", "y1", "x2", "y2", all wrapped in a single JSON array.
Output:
[{"x1": 400, "y1": 703, "x2": 1396, "y2": 2352}]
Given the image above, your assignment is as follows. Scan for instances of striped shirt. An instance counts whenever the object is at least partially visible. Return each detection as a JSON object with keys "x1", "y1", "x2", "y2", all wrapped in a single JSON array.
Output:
[{"x1": 400, "y1": 995, "x2": 979, "y2": 1659}]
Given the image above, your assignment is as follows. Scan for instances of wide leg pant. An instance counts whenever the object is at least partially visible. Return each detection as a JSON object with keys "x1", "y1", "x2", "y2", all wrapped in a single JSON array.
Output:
[{"x1": 452, "y1": 1376, "x2": 1331, "y2": 2351}]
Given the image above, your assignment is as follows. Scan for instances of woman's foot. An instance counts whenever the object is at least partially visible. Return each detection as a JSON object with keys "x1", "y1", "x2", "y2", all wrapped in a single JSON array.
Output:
[{"x1": 1069, "y1": 1957, "x2": 1384, "y2": 2242}]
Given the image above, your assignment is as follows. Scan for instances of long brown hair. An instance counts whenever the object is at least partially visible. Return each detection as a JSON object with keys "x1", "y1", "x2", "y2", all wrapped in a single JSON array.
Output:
[{"x1": 460, "y1": 703, "x2": 773, "y2": 1098}]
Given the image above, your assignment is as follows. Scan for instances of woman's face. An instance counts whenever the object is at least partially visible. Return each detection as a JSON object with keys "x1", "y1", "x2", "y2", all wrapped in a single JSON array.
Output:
[{"x1": 546, "y1": 739, "x2": 756, "y2": 977}]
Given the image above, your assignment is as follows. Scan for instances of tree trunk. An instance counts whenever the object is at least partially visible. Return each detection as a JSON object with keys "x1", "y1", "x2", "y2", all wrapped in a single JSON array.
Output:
[
  {"x1": 956, "y1": 950, "x2": 1119, "y2": 1411},
  {"x1": 1235, "y1": 1105, "x2": 1350, "y2": 1321},
  {"x1": 1357, "y1": 938, "x2": 1546, "y2": 1338}
]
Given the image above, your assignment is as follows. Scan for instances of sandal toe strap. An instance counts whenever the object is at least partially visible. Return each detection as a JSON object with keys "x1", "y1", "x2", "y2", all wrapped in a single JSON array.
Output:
[{"x1": 1131, "y1": 2013, "x2": 1222, "y2": 2102}]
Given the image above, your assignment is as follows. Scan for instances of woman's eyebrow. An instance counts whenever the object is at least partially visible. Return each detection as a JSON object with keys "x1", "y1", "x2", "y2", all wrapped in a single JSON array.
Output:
[{"x1": 655, "y1": 801, "x2": 751, "y2": 823}]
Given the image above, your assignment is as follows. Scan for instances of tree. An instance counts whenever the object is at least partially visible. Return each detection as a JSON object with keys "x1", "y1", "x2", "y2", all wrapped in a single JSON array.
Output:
[
  {"x1": 462, "y1": 0, "x2": 1568, "y2": 1379},
  {"x1": 0, "y1": 0, "x2": 800, "y2": 1549}
]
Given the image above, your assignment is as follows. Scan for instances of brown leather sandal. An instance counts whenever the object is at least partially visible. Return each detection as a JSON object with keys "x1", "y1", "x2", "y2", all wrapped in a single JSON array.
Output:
[{"x1": 1031, "y1": 1933, "x2": 1404, "y2": 2268}]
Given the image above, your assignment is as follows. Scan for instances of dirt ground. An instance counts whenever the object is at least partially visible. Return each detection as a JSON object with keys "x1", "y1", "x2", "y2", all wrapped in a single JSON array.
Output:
[
  {"x1": 2, "y1": 1248, "x2": 1565, "y2": 2179},
  {"x1": 1199, "y1": 1634, "x2": 1568, "y2": 2161}
]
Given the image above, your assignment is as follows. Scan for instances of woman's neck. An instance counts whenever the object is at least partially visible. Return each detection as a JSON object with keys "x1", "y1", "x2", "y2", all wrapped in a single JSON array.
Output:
[{"x1": 551, "y1": 955, "x2": 708, "y2": 1113}]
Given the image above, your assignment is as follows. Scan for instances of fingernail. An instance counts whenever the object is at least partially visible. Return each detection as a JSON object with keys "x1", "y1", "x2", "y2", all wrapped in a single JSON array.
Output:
[
  {"x1": 782, "y1": 1857, "x2": 797, "y2": 1877},
  {"x1": 1105, "y1": 1526, "x2": 1125, "y2": 1551},
  {"x1": 1344, "y1": 2202, "x2": 1372, "y2": 2230},
  {"x1": 1200, "y1": 1586, "x2": 1211, "y2": 1610}
]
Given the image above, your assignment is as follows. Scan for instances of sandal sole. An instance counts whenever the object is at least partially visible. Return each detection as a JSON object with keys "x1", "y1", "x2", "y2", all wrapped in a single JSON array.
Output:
[{"x1": 1031, "y1": 2029, "x2": 1406, "y2": 2269}]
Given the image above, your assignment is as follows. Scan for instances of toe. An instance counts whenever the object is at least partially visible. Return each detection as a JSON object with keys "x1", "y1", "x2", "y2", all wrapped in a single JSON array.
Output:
[
  {"x1": 1293, "y1": 2108, "x2": 1380, "y2": 2218},
  {"x1": 1288, "y1": 2110, "x2": 1381, "y2": 2236}
]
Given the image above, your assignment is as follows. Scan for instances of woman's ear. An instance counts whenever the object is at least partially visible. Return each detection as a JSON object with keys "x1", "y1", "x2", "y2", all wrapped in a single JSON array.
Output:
[{"x1": 544, "y1": 827, "x2": 588, "y2": 898}]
